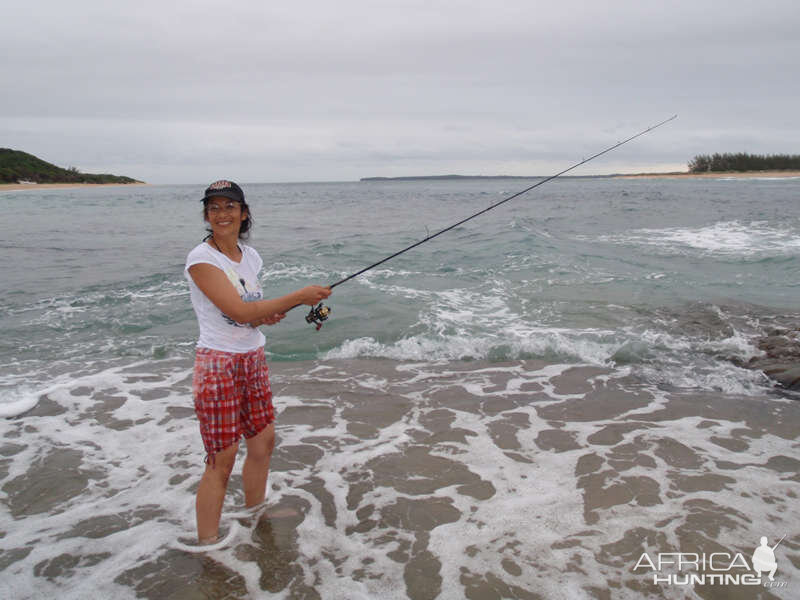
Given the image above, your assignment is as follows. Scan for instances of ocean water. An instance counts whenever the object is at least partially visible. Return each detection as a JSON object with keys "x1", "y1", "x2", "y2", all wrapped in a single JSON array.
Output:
[
  {"x1": 1, "y1": 178, "x2": 798, "y2": 599},
  {"x1": 2, "y1": 178, "x2": 798, "y2": 404}
]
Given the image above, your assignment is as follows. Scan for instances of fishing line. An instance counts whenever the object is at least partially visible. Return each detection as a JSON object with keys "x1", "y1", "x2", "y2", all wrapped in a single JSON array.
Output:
[{"x1": 297, "y1": 115, "x2": 678, "y2": 329}]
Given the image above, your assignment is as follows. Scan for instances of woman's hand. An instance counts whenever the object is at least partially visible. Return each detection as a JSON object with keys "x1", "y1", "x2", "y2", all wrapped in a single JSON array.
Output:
[
  {"x1": 249, "y1": 313, "x2": 286, "y2": 328},
  {"x1": 297, "y1": 285, "x2": 332, "y2": 306},
  {"x1": 264, "y1": 313, "x2": 286, "y2": 326}
]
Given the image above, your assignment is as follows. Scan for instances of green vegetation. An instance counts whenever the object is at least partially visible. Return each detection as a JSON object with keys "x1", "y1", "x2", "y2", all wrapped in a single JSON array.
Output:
[
  {"x1": 0, "y1": 148, "x2": 143, "y2": 184},
  {"x1": 688, "y1": 153, "x2": 800, "y2": 173}
]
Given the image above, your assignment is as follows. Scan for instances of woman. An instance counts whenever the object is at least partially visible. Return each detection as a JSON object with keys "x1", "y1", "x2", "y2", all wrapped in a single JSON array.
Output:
[{"x1": 184, "y1": 179, "x2": 330, "y2": 544}]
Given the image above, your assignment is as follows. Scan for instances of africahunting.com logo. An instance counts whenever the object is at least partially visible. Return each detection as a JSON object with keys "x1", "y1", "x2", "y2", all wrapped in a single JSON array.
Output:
[{"x1": 633, "y1": 535, "x2": 788, "y2": 589}]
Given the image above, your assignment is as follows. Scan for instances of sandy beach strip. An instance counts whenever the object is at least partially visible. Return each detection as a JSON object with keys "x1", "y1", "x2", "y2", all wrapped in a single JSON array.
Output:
[
  {"x1": 614, "y1": 170, "x2": 800, "y2": 180},
  {"x1": 0, "y1": 182, "x2": 148, "y2": 192}
]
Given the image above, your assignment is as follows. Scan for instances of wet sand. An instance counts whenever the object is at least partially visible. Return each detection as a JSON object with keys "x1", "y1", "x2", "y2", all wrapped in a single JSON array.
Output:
[{"x1": 1, "y1": 357, "x2": 798, "y2": 599}]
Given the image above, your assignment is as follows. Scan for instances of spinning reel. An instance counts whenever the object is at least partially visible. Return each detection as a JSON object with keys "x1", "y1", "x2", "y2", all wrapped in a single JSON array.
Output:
[{"x1": 305, "y1": 303, "x2": 331, "y2": 330}]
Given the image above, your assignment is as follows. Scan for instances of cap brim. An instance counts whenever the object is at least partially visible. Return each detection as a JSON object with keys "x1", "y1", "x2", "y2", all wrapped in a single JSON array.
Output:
[{"x1": 201, "y1": 190, "x2": 242, "y2": 202}]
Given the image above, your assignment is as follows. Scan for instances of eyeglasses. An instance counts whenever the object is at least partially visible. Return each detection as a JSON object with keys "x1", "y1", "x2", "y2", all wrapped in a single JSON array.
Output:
[{"x1": 207, "y1": 201, "x2": 241, "y2": 213}]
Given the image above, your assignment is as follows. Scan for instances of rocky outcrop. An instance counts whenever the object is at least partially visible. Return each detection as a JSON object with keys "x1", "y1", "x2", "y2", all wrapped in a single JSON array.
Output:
[{"x1": 744, "y1": 328, "x2": 800, "y2": 391}]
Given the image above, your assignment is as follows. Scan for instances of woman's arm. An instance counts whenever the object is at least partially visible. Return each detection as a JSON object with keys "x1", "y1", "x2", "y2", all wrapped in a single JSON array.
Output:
[{"x1": 188, "y1": 263, "x2": 330, "y2": 323}]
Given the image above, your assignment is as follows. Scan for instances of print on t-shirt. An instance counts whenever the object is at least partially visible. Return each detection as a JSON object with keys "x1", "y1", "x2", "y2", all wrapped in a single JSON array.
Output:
[{"x1": 221, "y1": 267, "x2": 263, "y2": 327}]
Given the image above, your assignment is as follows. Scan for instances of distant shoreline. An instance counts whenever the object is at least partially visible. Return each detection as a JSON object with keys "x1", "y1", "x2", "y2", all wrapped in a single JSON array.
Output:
[
  {"x1": 613, "y1": 170, "x2": 800, "y2": 180},
  {"x1": 359, "y1": 174, "x2": 605, "y2": 182},
  {"x1": 0, "y1": 182, "x2": 149, "y2": 192},
  {"x1": 361, "y1": 170, "x2": 800, "y2": 182}
]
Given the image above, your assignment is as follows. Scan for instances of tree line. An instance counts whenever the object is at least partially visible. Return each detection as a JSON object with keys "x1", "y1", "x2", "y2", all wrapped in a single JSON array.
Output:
[{"x1": 688, "y1": 153, "x2": 800, "y2": 173}]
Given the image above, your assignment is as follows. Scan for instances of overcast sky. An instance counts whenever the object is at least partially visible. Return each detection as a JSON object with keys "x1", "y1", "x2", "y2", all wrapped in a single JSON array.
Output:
[{"x1": 2, "y1": 0, "x2": 798, "y2": 183}]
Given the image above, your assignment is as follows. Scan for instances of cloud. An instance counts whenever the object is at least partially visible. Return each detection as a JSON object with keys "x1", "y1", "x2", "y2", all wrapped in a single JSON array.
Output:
[{"x1": 1, "y1": 1, "x2": 798, "y2": 182}]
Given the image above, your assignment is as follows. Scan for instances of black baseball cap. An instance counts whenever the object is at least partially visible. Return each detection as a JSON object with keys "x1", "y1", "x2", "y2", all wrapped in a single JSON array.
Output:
[{"x1": 201, "y1": 180, "x2": 245, "y2": 203}]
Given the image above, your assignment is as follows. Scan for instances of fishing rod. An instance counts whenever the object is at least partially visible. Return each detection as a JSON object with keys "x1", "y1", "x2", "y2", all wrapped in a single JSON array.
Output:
[{"x1": 296, "y1": 115, "x2": 678, "y2": 329}]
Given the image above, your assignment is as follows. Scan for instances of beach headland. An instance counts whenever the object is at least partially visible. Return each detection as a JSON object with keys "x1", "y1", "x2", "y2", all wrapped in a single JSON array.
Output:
[
  {"x1": 614, "y1": 170, "x2": 800, "y2": 180},
  {"x1": 0, "y1": 182, "x2": 149, "y2": 192},
  {"x1": 0, "y1": 148, "x2": 144, "y2": 189}
]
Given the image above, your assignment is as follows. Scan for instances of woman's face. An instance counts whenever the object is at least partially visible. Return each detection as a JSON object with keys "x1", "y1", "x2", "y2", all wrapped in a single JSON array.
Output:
[{"x1": 205, "y1": 196, "x2": 247, "y2": 235}]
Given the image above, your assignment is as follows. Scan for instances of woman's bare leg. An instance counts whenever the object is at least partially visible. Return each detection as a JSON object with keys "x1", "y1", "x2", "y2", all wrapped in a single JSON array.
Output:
[
  {"x1": 242, "y1": 424, "x2": 275, "y2": 508},
  {"x1": 196, "y1": 442, "x2": 239, "y2": 543}
]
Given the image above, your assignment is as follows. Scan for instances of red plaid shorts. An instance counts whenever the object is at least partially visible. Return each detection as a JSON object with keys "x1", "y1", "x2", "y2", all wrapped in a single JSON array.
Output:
[{"x1": 192, "y1": 346, "x2": 275, "y2": 465}]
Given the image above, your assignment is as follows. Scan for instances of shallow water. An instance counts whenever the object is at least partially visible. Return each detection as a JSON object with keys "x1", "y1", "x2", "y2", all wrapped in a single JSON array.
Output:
[{"x1": 1, "y1": 357, "x2": 798, "y2": 599}]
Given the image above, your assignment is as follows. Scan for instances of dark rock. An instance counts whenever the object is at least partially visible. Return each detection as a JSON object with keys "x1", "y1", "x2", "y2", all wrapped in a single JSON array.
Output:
[
  {"x1": 740, "y1": 328, "x2": 800, "y2": 390},
  {"x1": 770, "y1": 367, "x2": 800, "y2": 390}
]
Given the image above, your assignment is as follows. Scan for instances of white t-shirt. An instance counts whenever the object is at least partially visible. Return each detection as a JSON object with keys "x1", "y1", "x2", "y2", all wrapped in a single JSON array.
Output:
[{"x1": 184, "y1": 241, "x2": 266, "y2": 352}]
